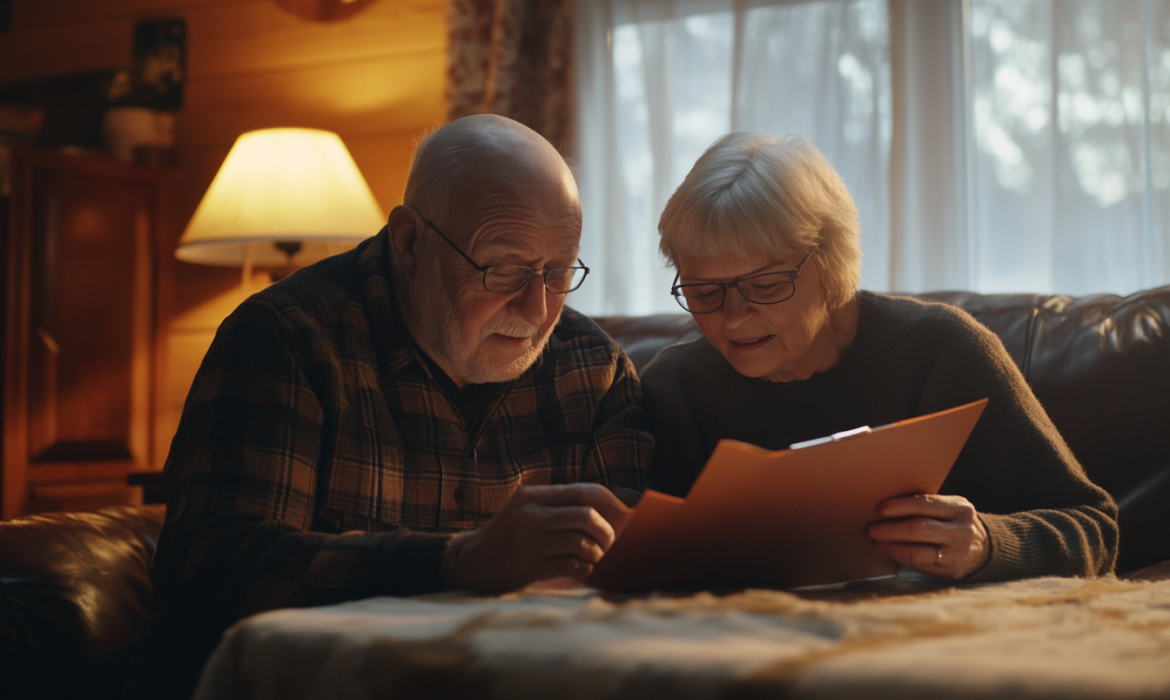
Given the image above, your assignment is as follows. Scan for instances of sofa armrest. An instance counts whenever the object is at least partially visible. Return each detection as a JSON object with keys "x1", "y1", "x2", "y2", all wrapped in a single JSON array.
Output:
[
  {"x1": 1114, "y1": 465, "x2": 1170, "y2": 576},
  {"x1": 0, "y1": 504, "x2": 165, "y2": 700}
]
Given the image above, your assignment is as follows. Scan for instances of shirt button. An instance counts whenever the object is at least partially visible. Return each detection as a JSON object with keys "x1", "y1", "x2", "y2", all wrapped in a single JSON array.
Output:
[{"x1": 453, "y1": 486, "x2": 465, "y2": 504}]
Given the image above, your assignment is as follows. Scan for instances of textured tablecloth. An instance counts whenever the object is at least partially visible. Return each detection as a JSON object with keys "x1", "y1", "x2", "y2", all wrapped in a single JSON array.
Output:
[{"x1": 193, "y1": 576, "x2": 1170, "y2": 700}]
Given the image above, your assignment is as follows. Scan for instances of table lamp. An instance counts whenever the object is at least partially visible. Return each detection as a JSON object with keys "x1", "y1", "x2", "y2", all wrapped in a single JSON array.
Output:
[{"x1": 175, "y1": 127, "x2": 385, "y2": 287}]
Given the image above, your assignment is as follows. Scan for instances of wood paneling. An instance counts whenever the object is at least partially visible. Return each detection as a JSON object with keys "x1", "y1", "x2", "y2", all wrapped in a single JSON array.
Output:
[
  {"x1": 183, "y1": 1, "x2": 445, "y2": 80},
  {"x1": 0, "y1": 1, "x2": 445, "y2": 81},
  {"x1": 10, "y1": 0, "x2": 256, "y2": 29},
  {"x1": 0, "y1": 21, "x2": 134, "y2": 80},
  {"x1": 177, "y1": 52, "x2": 444, "y2": 149},
  {"x1": 0, "y1": 2, "x2": 446, "y2": 81}
]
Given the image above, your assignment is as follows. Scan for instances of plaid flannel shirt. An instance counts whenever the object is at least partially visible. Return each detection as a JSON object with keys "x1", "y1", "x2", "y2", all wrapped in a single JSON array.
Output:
[{"x1": 132, "y1": 229, "x2": 651, "y2": 700}]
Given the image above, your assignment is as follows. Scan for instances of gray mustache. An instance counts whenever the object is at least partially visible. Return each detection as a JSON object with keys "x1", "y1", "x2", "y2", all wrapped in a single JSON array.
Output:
[{"x1": 485, "y1": 317, "x2": 540, "y2": 338}]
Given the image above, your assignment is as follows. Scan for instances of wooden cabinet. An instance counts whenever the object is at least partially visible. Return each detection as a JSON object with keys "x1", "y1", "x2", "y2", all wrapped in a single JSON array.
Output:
[{"x1": 2, "y1": 149, "x2": 175, "y2": 518}]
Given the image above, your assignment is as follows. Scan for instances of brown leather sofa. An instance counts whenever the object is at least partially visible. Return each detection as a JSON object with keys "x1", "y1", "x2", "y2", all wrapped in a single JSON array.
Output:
[
  {"x1": 2, "y1": 287, "x2": 1169, "y2": 700},
  {"x1": 1, "y1": 505, "x2": 164, "y2": 700}
]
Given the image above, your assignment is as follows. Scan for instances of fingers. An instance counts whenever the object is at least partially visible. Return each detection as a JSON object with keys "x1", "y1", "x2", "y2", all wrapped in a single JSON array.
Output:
[
  {"x1": 534, "y1": 529, "x2": 607, "y2": 564},
  {"x1": 867, "y1": 515, "x2": 949, "y2": 544},
  {"x1": 531, "y1": 556, "x2": 596, "y2": 582},
  {"x1": 534, "y1": 504, "x2": 617, "y2": 551},
  {"x1": 443, "y1": 484, "x2": 639, "y2": 594},
  {"x1": 523, "y1": 482, "x2": 611, "y2": 507},
  {"x1": 511, "y1": 486, "x2": 635, "y2": 584},
  {"x1": 871, "y1": 540, "x2": 943, "y2": 570},
  {"x1": 877, "y1": 493, "x2": 973, "y2": 519},
  {"x1": 523, "y1": 483, "x2": 634, "y2": 532},
  {"x1": 511, "y1": 485, "x2": 621, "y2": 547},
  {"x1": 867, "y1": 495, "x2": 992, "y2": 580}
]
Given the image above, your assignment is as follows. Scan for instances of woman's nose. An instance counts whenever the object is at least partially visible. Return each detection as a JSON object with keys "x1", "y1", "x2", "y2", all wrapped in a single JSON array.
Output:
[{"x1": 719, "y1": 286, "x2": 755, "y2": 324}]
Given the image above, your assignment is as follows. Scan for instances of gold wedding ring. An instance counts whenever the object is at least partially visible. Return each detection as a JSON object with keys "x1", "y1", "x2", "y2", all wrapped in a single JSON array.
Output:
[{"x1": 934, "y1": 545, "x2": 943, "y2": 565}]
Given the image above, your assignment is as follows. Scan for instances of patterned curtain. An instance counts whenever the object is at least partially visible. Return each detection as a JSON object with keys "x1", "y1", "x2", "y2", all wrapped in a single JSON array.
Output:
[{"x1": 446, "y1": 0, "x2": 574, "y2": 153}]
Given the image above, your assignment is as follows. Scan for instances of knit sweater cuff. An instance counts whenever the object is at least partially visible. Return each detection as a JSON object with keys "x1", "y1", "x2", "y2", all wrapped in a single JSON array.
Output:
[{"x1": 962, "y1": 513, "x2": 1027, "y2": 584}]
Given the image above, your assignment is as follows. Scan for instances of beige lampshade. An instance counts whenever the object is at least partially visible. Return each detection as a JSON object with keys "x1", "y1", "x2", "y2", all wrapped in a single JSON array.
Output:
[{"x1": 176, "y1": 127, "x2": 385, "y2": 267}]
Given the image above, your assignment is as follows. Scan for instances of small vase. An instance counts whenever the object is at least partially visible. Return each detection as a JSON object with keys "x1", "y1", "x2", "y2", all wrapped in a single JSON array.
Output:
[{"x1": 101, "y1": 107, "x2": 175, "y2": 162}]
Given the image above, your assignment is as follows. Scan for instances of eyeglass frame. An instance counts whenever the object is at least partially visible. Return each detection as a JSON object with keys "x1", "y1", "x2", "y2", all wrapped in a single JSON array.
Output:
[
  {"x1": 670, "y1": 252, "x2": 811, "y2": 314},
  {"x1": 420, "y1": 216, "x2": 590, "y2": 294}
]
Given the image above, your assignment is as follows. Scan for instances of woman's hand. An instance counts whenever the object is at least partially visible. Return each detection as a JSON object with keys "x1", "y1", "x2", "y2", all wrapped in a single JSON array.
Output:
[{"x1": 867, "y1": 494, "x2": 990, "y2": 580}]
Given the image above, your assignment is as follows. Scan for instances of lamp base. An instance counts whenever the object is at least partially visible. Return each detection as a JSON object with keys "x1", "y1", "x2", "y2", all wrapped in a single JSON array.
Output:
[
  {"x1": 269, "y1": 240, "x2": 303, "y2": 282},
  {"x1": 269, "y1": 267, "x2": 296, "y2": 282}
]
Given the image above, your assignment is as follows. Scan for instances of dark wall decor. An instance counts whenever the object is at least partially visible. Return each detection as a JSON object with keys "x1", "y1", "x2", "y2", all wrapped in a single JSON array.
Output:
[{"x1": 130, "y1": 18, "x2": 186, "y2": 111}]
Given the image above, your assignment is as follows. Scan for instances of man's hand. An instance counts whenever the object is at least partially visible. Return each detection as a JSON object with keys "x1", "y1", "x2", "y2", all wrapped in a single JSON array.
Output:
[
  {"x1": 867, "y1": 493, "x2": 990, "y2": 580},
  {"x1": 442, "y1": 483, "x2": 633, "y2": 593}
]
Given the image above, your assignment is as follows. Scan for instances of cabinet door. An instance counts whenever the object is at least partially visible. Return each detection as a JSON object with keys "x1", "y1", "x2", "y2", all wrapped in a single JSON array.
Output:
[{"x1": 3, "y1": 151, "x2": 173, "y2": 517}]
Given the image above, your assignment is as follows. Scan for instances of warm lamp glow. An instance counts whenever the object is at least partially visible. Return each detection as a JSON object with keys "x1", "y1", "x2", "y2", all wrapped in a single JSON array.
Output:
[{"x1": 175, "y1": 128, "x2": 385, "y2": 269}]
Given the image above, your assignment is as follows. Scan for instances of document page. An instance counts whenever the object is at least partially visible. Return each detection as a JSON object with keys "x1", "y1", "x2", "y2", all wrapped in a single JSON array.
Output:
[{"x1": 589, "y1": 399, "x2": 988, "y2": 591}]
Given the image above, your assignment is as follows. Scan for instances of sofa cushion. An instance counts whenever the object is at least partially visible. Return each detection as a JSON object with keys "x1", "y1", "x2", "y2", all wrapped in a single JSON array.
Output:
[
  {"x1": 0, "y1": 504, "x2": 165, "y2": 700},
  {"x1": 591, "y1": 314, "x2": 704, "y2": 371},
  {"x1": 918, "y1": 289, "x2": 1170, "y2": 498}
]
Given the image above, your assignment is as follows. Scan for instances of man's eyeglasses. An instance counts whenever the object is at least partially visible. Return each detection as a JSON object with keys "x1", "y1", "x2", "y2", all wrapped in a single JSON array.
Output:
[
  {"x1": 671, "y1": 253, "x2": 811, "y2": 314},
  {"x1": 422, "y1": 217, "x2": 590, "y2": 294}
]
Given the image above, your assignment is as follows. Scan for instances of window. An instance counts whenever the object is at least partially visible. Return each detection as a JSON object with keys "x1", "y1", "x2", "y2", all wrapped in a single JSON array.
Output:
[{"x1": 572, "y1": 0, "x2": 1170, "y2": 315}]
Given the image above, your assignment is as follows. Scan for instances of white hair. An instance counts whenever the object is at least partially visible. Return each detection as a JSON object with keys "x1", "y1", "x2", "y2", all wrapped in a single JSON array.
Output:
[{"x1": 658, "y1": 133, "x2": 862, "y2": 311}]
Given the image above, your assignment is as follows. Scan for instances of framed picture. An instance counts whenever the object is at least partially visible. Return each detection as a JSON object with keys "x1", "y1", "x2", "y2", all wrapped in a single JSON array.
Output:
[{"x1": 133, "y1": 19, "x2": 186, "y2": 111}]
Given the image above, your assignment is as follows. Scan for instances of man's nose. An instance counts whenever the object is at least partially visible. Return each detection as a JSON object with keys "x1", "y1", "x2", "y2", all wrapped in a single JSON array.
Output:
[{"x1": 510, "y1": 273, "x2": 548, "y2": 325}]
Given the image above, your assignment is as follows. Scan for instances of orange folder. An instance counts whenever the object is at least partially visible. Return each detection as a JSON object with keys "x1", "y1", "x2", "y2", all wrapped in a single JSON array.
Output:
[{"x1": 589, "y1": 399, "x2": 989, "y2": 592}]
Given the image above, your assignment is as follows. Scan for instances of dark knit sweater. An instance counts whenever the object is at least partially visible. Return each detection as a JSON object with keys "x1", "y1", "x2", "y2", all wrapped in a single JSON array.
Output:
[{"x1": 641, "y1": 291, "x2": 1118, "y2": 582}]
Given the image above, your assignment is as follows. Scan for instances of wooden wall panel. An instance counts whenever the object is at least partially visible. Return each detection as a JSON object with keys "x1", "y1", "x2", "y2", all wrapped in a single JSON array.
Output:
[
  {"x1": 9, "y1": 0, "x2": 257, "y2": 29},
  {"x1": 0, "y1": 1, "x2": 445, "y2": 83},
  {"x1": 0, "y1": 20, "x2": 135, "y2": 80},
  {"x1": 347, "y1": 130, "x2": 425, "y2": 214},
  {"x1": 178, "y1": 52, "x2": 444, "y2": 148},
  {"x1": 184, "y1": 1, "x2": 445, "y2": 80}
]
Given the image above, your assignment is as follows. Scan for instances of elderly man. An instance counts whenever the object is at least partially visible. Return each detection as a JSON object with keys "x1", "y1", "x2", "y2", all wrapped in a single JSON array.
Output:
[{"x1": 128, "y1": 115, "x2": 651, "y2": 699}]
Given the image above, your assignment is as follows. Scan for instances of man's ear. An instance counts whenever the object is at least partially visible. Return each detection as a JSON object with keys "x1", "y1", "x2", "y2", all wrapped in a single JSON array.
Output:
[{"x1": 387, "y1": 205, "x2": 423, "y2": 279}]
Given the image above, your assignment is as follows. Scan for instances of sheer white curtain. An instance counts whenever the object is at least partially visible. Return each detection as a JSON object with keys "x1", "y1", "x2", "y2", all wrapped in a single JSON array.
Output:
[
  {"x1": 572, "y1": 0, "x2": 1170, "y2": 316},
  {"x1": 965, "y1": 0, "x2": 1170, "y2": 294},
  {"x1": 573, "y1": 0, "x2": 891, "y2": 314}
]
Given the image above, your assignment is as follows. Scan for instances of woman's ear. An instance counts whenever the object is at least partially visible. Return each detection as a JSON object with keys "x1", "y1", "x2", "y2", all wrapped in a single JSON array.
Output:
[{"x1": 387, "y1": 205, "x2": 422, "y2": 279}]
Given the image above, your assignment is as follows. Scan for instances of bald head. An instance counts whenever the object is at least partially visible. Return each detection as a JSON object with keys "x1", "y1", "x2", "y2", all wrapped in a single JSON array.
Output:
[
  {"x1": 388, "y1": 115, "x2": 585, "y2": 388},
  {"x1": 404, "y1": 115, "x2": 580, "y2": 243}
]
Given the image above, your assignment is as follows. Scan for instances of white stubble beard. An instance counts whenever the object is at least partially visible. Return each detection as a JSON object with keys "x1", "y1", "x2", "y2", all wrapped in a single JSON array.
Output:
[{"x1": 408, "y1": 264, "x2": 559, "y2": 384}]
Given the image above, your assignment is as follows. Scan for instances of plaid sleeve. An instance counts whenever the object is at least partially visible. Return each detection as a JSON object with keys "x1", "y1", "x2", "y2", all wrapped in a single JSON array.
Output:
[
  {"x1": 142, "y1": 301, "x2": 451, "y2": 698},
  {"x1": 582, "y1": 345, "x2": 653, "y2": 494},
  {"x1": 166, "y1": 299, "x2": 326, "y2": 526}
]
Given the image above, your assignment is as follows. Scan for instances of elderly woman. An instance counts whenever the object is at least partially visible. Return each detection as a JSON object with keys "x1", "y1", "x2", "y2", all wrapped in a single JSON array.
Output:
[{"x1": 642, "y1": 132, "x2": 1118, "y2": 582}]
